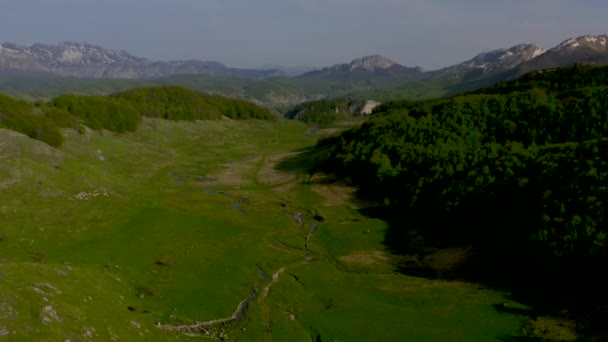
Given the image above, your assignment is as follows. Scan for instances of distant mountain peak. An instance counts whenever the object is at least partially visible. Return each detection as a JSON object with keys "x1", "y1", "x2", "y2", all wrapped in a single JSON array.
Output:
[
  {"x1": 553, "y1": 34, "x2": 608, "y2": 54},
  {"x1": 464, "y1": 44, "x2": 545, "y2": 72},
  {"x1": 349, "y1": 55, "x2": 397, "y2": 71},
  {"x1": 297, "y1": 54, "x2": 424, "y2": 82},
  {"x1": 431, "y1": 43, "x2": 545, "y2": 80},
  {"x1": 2, "y1": 41, "x2": 149, "y2": 67}
]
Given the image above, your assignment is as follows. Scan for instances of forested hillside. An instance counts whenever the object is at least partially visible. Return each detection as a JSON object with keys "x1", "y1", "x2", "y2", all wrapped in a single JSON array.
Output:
[
  {"x1": 113, "y1": 86, "x2": 275, "y2": 121},
  {"x1": 314, "y1": 65, "x2": 608, "y2": 315},
  {"x1": 0, "y1": 86, "x2": 275, "y2": 147},
  {"x1": 471, "y1": 64, "x2": 608, "y2": 95},
  {"x1": 284, "y1": 98, "x2": 371, "y2": 125}
]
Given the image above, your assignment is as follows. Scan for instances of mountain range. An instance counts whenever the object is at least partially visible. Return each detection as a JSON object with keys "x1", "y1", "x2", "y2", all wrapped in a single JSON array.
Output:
[
  {"x1": 2, "y1": 34, "x2": 608, "y2": 107},
  {"x1": 297, "y1": 34, "x2": 608, "y2": 82},
  {"x1": 0, "y1": 41, "x2": 283, "y2": 79},
  {"x1": 297, "y1": 55, "x2": 425, "y2": 81},
  {"x1": 2, "y1": 35, "x2": 608, "y2": 82}
]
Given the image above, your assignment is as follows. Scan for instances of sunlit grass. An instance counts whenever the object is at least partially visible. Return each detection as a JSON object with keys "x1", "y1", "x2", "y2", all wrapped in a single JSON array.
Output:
[{"x1": 0, "y1": 118, "x2": 527, "y2": 340}]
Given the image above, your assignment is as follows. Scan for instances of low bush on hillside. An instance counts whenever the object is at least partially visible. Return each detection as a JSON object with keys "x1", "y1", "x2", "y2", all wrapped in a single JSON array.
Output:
[{"x1": 0, "y1": 94, "x2": 64, "y2": 147}]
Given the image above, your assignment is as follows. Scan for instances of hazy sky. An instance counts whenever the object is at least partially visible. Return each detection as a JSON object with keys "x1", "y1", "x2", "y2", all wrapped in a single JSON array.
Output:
[{"x1": 1, "y1": 0, "x2": 607, "y2": 69}]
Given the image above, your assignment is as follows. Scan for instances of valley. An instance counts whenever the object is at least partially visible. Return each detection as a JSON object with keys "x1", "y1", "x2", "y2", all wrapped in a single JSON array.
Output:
[
  {"x1": 2, "y1": 33, "x2": 608, "y2": 341},
  {"x1": 0, "y1": 117, "x2": 530, "y2": 340},
  {"x1": 5, "y1": 0, "x2": 608, "y2": 338}
]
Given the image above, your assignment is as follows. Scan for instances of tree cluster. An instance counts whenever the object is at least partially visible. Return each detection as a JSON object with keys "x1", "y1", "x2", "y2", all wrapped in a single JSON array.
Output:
[
  {"x1": 0, "y1": 86, "x2": 276, "y2": 147},
  {"x1": 317, "y1": 65, "x2": 608, "y2": 275}
]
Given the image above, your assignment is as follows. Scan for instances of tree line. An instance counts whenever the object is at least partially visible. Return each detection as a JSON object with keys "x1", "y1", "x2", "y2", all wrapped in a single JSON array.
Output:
[
  {"x1": 0, "y1": 86, "x2": 276, "y2": 147},
  {"x1": 315, "y1": 65, "x2": 608, "y2": 280}
]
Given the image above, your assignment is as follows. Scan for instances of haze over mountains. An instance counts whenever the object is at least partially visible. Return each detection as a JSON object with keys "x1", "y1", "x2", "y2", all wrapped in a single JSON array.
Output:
[
  {"x1": 2, "y1": 35, "x2": 608, "y2": 83},
  {"x1": 0, "y1": 41, "x2": 284, "y2": 79},
  {"x1": 2, "y1": 34, "x2": 608, "y2": 108},
  {"x1": 306, "y1": 34, "x2": 608, "y2": 82},
  {"x1": 2, "y1": 34, "x2": 608, "y2": 83}
]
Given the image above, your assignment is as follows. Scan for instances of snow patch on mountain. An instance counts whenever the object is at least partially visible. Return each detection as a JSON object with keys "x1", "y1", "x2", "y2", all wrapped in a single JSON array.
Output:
[
  {"x1": 553, "y1": 34, "x2": 608, "y2": 54},
  {"x1": 0, "y1": 41, "x2": 283, "y2": 79},
  {"x1": 59, "y1": 49, "x2": 84, "y2": 63},
  {"x1": 441, "y1": 44, "x2": 544, "y2": 76},
  {"x1": 532, "y1": 48, "x2": 546, "y2": 58}
]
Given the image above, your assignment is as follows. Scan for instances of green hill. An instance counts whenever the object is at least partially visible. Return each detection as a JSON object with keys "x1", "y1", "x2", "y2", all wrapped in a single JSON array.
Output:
[
  {"x1": 471, "y1": 64, "x2": 608, "y2": 95},
  {"x1": 113, "y1": 86, "x2": 275, "y2": 121},
  {"x1": 0, "y1": 86, "x2": 276, "y2": 148}
]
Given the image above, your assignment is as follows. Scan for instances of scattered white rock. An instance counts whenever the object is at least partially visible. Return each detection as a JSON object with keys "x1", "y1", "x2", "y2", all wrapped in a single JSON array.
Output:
[
  {"x1": 72, "y1": 189, "x2": 112, "y2": 200},
  {"x1": 96, "y1": 149, "x2": 105, "y2": 161},
  {"x1": 41, "y1": 306, "x2": 61, "y2": 325},
  {"x1": 108, "y1": 327, "x2": 119, "y2": 341},
  {"x1": 31, "y1": 286, "x2": 46, "y2": 295},
  {"x1": 360, "y1": 100, "x2": 381, "y2": 115},
  {"x1": 31, "y1": 282, "x2": 62, "y2": 295},
  {"x1": 82, "y1": 326, "x2": 96, "y2": 339},
  {"x1": 0, "y1": 325, "x2": 9, "y2": 336},
  {"x1": 0, "y1": 300, "x2": 18, "y2": 320}
]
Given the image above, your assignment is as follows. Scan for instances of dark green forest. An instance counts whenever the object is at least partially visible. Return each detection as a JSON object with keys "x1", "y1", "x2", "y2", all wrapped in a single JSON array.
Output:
[
  {"x1": 311, "y1": 65, "x2": 608, "y2": 330},
  {"x1": 285, "y1": 98, "x2": 368, "y2": 125},
  {"x1": 0, "y1": 86, "x2": 275, "y2": 147}
]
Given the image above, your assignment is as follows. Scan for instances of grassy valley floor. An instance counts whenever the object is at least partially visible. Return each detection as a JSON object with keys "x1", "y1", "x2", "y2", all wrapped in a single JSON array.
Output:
[{"x1": 0, "y1": 118, "x2": 531, "y2": 341}]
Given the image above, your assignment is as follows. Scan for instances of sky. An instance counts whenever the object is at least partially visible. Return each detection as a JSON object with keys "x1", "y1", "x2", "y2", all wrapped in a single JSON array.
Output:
[{"x1": 1, "y1": 0, "x2": 608, "y2": 70}]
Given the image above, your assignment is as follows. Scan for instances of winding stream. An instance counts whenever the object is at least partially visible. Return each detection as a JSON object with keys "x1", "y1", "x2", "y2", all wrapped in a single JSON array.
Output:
[{"x1": 156, "y1": 206, "x2": 317, "y2": 337}]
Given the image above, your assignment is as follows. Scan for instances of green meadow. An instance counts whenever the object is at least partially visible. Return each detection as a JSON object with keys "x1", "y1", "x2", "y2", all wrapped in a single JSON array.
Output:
[{"x1": 0, "y1": 117, "x2": 528, "y2": 341}]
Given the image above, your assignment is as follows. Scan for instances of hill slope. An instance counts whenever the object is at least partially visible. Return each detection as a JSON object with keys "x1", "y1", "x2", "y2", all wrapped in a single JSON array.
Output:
[
  {"x1": 0, "y1": 86, "x2": 275, "y2": 147},
  {"x1": 313, "y1": 65, "x2": 608, "y2": 312}
]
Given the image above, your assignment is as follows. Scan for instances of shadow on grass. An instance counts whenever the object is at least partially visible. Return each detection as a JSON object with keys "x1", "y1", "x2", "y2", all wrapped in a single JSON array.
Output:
[
  {"x1": 360, "y1": 201, "x2": 608, "y2": 340},
  {"x1": 496, "y1": 337, "x2": 546, "y2": 342},
  {"x1": 274, "y1": 140, "x2": 337, "y2": 174},
  {"x1": 274, "y1": 144, "x2": 608, "y2": 340}
]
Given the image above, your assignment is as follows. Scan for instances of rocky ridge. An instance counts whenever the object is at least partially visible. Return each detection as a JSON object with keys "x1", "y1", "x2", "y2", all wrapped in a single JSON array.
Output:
[{"x1": 0, "y1": 41, "x2": 283, "y2": 79}]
